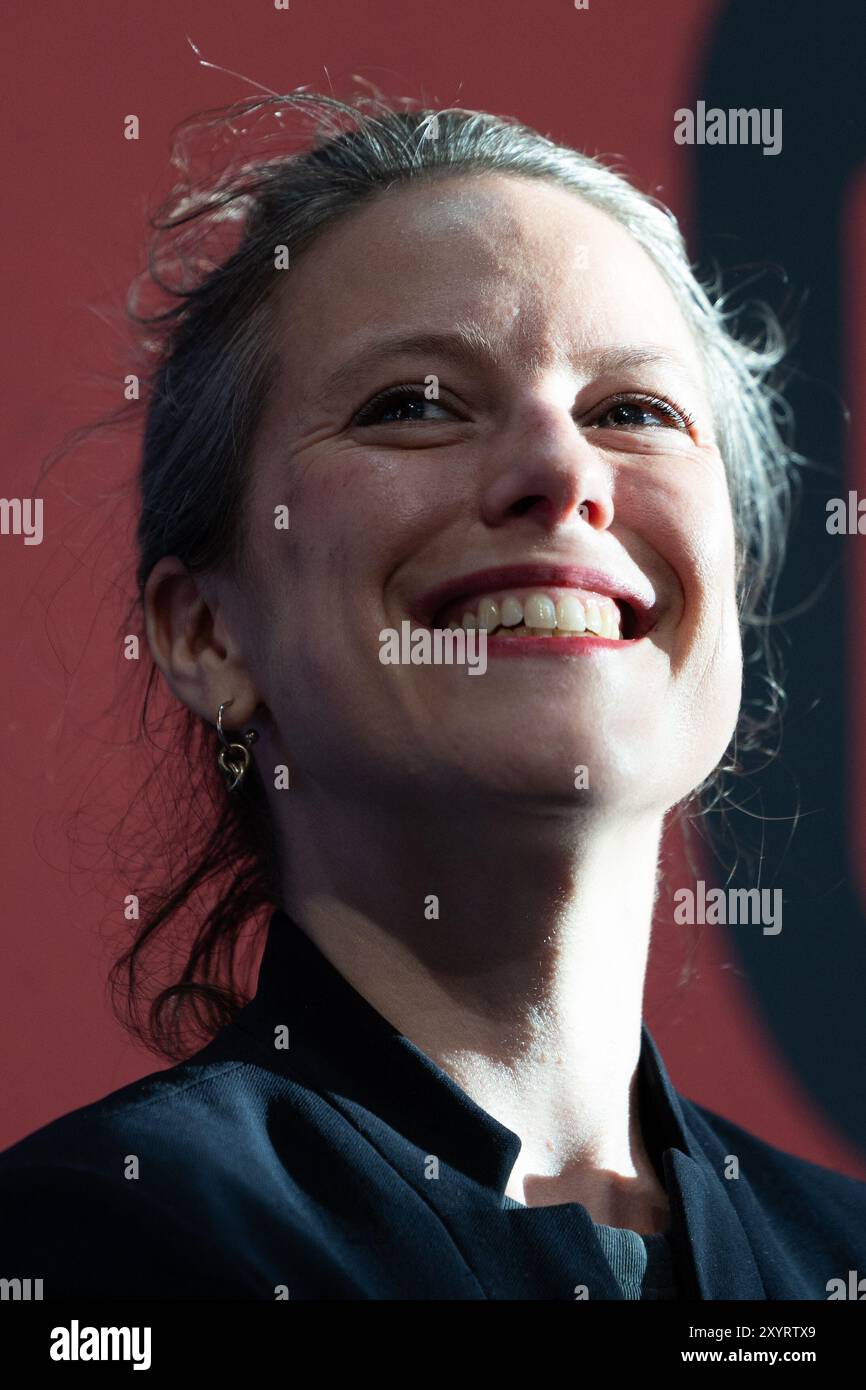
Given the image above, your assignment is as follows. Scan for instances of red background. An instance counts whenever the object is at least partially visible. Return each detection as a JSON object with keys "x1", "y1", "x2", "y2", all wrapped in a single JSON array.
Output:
[{"x1": 3, "y1": 0, "x2": 865, "y2": 1178}]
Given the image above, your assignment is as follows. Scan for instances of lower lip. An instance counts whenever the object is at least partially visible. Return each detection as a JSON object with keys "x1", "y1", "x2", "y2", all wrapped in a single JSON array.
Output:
[{"x1": 483, "y1": 632, "x2": 642, "y2": 656}]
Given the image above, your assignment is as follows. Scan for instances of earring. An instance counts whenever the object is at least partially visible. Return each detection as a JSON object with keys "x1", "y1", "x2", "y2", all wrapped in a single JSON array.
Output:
[{"x1": 216, "y1": 700, "x2": 259, "y2": 793}]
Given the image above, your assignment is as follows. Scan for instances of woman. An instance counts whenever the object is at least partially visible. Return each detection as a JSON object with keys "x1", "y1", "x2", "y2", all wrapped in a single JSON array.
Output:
[{"x1": 2, "y1": 91, "x2": 864, "y2": 1301}]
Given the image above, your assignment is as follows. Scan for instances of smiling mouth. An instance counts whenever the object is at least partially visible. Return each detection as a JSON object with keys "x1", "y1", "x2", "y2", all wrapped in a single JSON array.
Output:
[{"x1": 429, "y1": 585, "x2": 646, "y2": 642}]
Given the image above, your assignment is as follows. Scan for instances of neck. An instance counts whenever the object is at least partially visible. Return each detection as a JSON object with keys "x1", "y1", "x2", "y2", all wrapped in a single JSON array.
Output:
[{"x1": 279, "y1": 791, "x2": 668, "y2": 1231}]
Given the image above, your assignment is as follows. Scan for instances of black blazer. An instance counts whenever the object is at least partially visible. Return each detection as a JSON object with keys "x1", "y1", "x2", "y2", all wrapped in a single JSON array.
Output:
[{"x1": 2, "y1": 910, "x2": 865, "y2": 1300}]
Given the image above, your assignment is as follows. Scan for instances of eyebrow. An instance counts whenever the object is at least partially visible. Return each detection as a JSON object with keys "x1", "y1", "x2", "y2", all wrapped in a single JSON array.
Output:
[{"x1": 311, "y1": 328, "x2": 705, "y2": 403}]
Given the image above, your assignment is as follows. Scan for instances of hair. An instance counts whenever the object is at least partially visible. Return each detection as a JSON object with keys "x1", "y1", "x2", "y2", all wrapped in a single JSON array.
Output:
[{"x1": 95, "y1": 87, "x2": 798, "y2": 1060}]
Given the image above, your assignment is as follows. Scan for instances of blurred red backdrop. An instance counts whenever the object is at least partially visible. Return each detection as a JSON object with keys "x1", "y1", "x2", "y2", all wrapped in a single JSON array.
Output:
[{"x1": 2, "y1": 0, "x2": 864, "y2": 1178}]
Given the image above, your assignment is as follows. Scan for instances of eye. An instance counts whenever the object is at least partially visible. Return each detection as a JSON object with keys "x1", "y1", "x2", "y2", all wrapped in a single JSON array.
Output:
[
  {"x1": 352, "y1": 385, "x2": 457, "y2": 426},
  {"x1": 588, "y1": 393, "x2": 696, "y2": 432}
]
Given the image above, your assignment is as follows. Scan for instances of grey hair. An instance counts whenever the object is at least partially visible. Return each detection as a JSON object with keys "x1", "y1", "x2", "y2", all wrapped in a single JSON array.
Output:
[{"x1": 118, "y1": 89, "x2": 796, "y2": 1057}]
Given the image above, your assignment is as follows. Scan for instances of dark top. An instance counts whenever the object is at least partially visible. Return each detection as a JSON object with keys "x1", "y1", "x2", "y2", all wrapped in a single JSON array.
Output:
[
  {"x1": 501, "y1": 1193, "x2": 679, "y2": 1299},
  {"x1": 1, "y1": 909, "x2": 864, "y2": 1300},
  {"x1": 591, "y1": 1224, "x2": 677, "y2": 1299}
]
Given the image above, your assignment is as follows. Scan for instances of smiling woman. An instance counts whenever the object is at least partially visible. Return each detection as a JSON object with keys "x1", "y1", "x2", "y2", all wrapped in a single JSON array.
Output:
[{"x1": 1, "y1": 89, "x2": 863, "y2": 1303}]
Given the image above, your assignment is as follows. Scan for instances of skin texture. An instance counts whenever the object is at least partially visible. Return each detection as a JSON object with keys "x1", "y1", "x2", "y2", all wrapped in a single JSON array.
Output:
[{"x1": 145, "y1": 172, "x2": 743, "y2": 1232}]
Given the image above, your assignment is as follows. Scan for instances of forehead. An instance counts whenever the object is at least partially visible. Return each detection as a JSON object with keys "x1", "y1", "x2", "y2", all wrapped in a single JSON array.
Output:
[{"x1": 270, "y1": 171, "x2": 705, "y2": 398}]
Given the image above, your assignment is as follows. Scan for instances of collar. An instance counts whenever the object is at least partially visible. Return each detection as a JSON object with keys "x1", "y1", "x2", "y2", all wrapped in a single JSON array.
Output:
[
  {"x1": 241, "y1": 908, "x2": 523, "y2": 1189},
  {"x1": 236, "y1": 909, "x2": 767, "y2": 1298}
]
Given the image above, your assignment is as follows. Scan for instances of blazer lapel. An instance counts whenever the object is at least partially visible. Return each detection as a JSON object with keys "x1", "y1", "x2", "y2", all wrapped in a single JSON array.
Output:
[{"x1": 664, "y1": 1147, "x2": 767, "y2": 1298}]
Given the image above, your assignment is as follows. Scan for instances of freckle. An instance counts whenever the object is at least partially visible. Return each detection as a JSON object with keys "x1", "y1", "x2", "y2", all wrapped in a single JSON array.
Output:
[
  {"x1": 555, "y1": 1057, "x2": 564, "y2": 1067},
  {"x1": 538, "y1": 1053, "x2": 547, "y2": 1064},
  {"x1": 546, "y1": 1138, "x2": 554, "y2": 1152}
]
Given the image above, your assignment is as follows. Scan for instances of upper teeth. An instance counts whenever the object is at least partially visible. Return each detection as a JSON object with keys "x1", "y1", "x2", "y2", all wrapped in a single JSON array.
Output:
[{"x1": 440, "y1": 588, "x2": 624, "y2": 639}]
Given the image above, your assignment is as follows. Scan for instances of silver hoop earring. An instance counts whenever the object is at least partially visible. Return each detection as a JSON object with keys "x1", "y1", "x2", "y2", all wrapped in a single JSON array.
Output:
[{"x1": 216, "y1": 699, "x2": 258, "y2": 793}]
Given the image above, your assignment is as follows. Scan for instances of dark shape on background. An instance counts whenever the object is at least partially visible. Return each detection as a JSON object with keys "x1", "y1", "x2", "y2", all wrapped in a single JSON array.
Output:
[{"x1": 694, "y1": 0, "x2": 866, "y2": 1151}]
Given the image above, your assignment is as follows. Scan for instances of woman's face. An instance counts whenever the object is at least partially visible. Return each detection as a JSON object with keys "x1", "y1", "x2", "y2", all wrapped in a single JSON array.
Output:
[{"x1": 228, "y1": 172, "x2": 742, "y2": 818}]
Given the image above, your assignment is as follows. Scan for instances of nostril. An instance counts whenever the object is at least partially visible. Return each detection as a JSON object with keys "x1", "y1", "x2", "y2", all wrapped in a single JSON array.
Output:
[{"x1": 510, "y1": 496, "x2": 545, "y2": 518}]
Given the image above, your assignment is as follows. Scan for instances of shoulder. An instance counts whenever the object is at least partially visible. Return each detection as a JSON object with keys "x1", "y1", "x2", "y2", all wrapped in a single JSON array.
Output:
[
  {"x1": 0, "y1": 1052, "x2": 255, "y2": 1175},
  {"x1": 686, "y1": 1096, "x2": 866, "y2": 1199},
  {"x1": 0, "y1": 1009, "x2": 332, "y2": 1175},
  {"x1": 681, "y1": 1094, "x2": 866, "y2": 1255},
  {"x1": 0, "y1": 1040, "x2": 355, "y2": 1298}
]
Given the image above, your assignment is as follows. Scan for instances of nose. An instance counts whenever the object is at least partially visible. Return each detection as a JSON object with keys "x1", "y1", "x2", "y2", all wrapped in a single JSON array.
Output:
[{"x1": 480, "y1": 394, "x2": 615, "y2": 533}]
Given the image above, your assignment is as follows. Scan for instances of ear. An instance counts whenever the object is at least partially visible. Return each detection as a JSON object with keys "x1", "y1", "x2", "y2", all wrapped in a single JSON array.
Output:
[{"x1": 143, "y1": 556, "x2": 263, "y2": 728}]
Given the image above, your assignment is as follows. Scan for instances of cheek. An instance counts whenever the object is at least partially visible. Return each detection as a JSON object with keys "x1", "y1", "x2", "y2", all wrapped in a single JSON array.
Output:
[
  {"x1": 243, "y1": 458, "x2": 431, "y2": 708},
  {"x1": 635, "y1": 454, "x2": 737, "y2": 623},
  {"x1": 667, "y1": 486, "x2": 744, "y2": 762},
  {"x1": 686, "y1": 555, "x2": 742, "y2": 751},
  {"x1": 687, "y1": 496, "x2": 741, "y2": 667},
  {"x1": 622, "y1": 457, "x2": 742, "y2": 721}
]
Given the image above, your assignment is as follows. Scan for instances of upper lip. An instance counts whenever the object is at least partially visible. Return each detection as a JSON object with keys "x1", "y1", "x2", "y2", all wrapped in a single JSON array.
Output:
[{"x1": 412, "y1": 563, "x2": 659, "y2": 638}]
